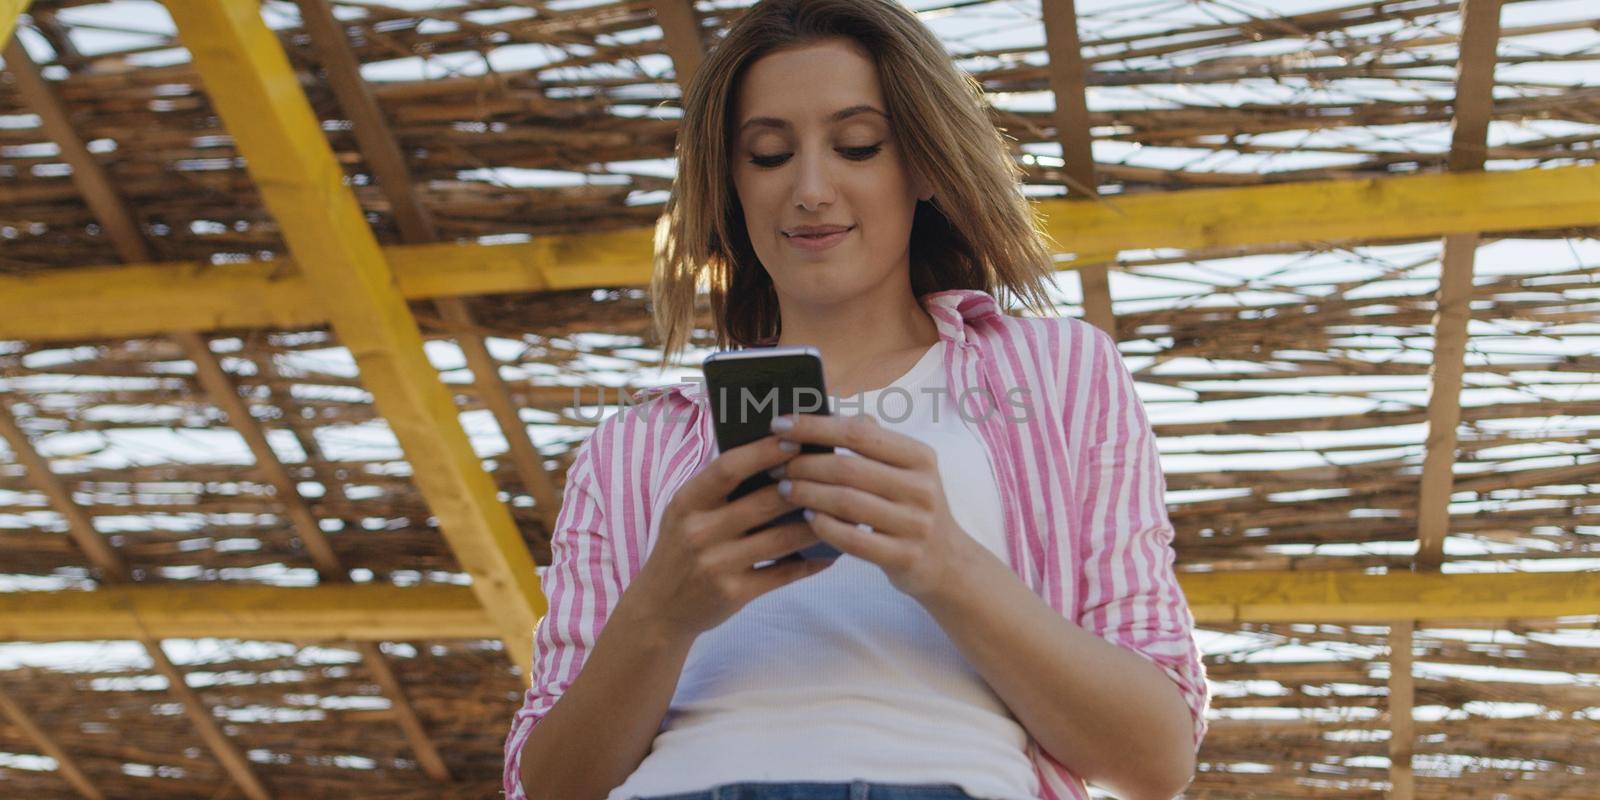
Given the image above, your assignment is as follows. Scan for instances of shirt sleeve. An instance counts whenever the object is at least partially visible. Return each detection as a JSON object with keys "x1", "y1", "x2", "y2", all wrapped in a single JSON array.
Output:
[
  {"x1": 1071, "y1": 324, "x2": 1210, "y2": 751},
  {"x1": 503, "y1": 431, "x2": 622, "y2": 798}
]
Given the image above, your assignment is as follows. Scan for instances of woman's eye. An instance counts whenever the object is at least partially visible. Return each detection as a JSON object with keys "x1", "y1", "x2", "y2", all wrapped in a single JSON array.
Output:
[{"x1": 748, "y1": 144, "x2": 883, "y2": 169}]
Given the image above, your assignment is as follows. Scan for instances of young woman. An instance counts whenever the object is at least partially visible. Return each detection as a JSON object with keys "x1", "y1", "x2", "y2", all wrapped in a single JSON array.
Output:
[{"x1": 504, "y1": 2, "x2": 1208, "y2": 799}]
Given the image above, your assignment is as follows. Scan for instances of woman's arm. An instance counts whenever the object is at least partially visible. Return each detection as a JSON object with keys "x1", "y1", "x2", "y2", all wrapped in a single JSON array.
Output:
[
  {"x1": 504, "y1": 429, "x2": 673, "y2": 800},
  {"x1": 915, "y1": 323, "x2": 1206, "y2": 799},
  {"x1": 916, "y1": 537, "x2": 1197, "y2": 800},
  {"x1": 505, "y1": 420, "x2": 829, "y2": 800},
  {"x1": 517, "y1": 595, "x2": 697, "y2": 800}
]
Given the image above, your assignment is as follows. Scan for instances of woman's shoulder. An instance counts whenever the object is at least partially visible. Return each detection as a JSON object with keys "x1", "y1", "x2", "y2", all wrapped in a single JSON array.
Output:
[{"x1": 976, "y1": 312, "x2": 1113, "y2": 395}]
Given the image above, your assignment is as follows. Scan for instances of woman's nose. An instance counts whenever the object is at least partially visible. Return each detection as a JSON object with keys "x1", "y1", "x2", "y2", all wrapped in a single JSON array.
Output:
[{"x1": 791, "y1": 150, "x2": 837, "y2": 210}]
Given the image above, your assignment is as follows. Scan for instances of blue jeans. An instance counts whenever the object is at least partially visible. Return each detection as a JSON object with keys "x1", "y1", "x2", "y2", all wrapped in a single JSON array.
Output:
[{"x1": 630, "y1": 781, "x2": 980, "y2": 800}]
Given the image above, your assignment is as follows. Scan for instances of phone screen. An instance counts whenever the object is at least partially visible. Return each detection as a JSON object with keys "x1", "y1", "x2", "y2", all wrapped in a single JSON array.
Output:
[{"x1": 702, "y1": 347, "x2": 839, "y2": 559}]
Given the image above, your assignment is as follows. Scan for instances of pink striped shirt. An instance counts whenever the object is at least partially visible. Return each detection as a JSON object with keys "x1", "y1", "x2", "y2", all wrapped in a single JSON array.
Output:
[{"x1": 503, "y1": 288, "x2": 1209, "y2": 799}]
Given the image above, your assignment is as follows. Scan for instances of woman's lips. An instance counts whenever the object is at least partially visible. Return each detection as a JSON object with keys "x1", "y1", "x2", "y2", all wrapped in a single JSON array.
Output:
[{"x1": 784, "y1": 226, "x2": 853, "y2": 252}]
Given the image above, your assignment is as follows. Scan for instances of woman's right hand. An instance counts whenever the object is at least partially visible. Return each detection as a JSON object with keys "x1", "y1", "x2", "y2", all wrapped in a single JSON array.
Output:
[{"x1": 624, "y1": 434, "x2": 835, "y2": 641}]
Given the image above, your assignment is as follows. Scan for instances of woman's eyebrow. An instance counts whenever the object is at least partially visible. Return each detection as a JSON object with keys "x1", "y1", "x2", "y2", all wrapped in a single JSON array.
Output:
[{"x1": 738, "y1": 104, "x2": 888, "y2": 134}]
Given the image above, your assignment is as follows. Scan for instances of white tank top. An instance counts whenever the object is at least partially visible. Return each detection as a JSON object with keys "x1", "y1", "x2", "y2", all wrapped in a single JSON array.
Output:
[{"x1": 609, "y1": 339, "x2": 1039, "y2": 800}]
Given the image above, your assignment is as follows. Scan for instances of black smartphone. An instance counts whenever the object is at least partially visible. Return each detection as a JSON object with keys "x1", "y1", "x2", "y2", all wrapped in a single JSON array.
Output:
[{"x1": 702, "y1": 345, "x2": 841, "y2": 561}]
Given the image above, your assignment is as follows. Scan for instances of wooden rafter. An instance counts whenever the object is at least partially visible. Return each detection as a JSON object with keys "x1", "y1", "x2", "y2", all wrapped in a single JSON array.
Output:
[
  {"x1": 1388, "y1": 620, "x2": 1416, "y2": 800},
  {"x1": 182, "y1": 333, "x2": 452, "y2": 781},
  {"x1": 0, "y1": 403, "x2": 129, "y2": 581},
  {"x1": 0, "y1": 403, "x2": 270, "y2": 796},
  {"x1": 4, "y1": 160, "x2": 1600, "y2": 342},
  {"x1": 3, "y1": 39, "x2": 147, "y2": 262},
  {"x1": 649, "y1": 0, "x2": 704, "y2": 91},
  {"x1": 1417, "y1": 0, "x2": 1505, "y2": 571},
  {"x1": 0, "y1": 688, "x2": 103, "y2": 800},
  {"x1": 175, "y1": 332, "x2": 344, "y2": 578},
  {"x1": 139, "y1": 638, "x2": 270, "y2": 800},
  {"x1": 5, "y1": 21, "x2": 451, "y2": 787},
  {"x1": 2, "y1": 571, "x2": 1597, "y2": 642},
  {"x1": 353, "y1": 642, "x2": 451, "y2": 782},
  {"x1": 196, "y1": 334, "x2": 457, "y2": 777},
  {"x1": 1041, "y1": 0, "x2": 1116, "y2": 338},
  {"x1": 160, "y1": 0, "x2": 543, "y2": 676},
  {"x1": 294, "y1": 0, "x2": 562, "y2": 537},
  {"x1": 291, "y1": 0, "x2": 435, "y2": 241}
]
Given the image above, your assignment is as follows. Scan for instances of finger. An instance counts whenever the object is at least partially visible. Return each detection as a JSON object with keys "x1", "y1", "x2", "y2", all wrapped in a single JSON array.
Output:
[
  {"x1": 678, "y1": 434, "x2": 797, "y2": 510},
  {"x1": 773, "y1": 413, "x2": 931, "y2": 471},
  {"x1": 705, "y1": 482, "x2": 800, "y2": 541},
  {"x1": 782, "y1": 451, "x2": 931, "y2": 510},
  {"x1": 742, "y1": 552, "x2": 836, "y2": 599},
  {"x1": 711, "y1": 520, "x2": 821, "y2": 568},
  {"x1": 806, "y1": 508, "x2": 905, "y2": 566},
  {"x1": 783, "y1": 478, "x2": 925, "y2": 537}
]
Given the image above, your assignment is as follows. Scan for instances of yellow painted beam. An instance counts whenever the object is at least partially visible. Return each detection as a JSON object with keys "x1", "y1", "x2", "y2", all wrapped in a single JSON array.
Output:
[
  {"x1": 0, "y1": 585, "x2": 495, "y2": 642},
  {"x1": 1, "y1": 0, "x2": 31, "y2": 46},
  {"x1": 1181, "y1": 570, "x2": 1600, "y2": 624},
  {"x1": 1041, "y1": 162, "x2": 1600, "y2": 257},
  {"x1": 7, "y1": 162, "x2": 1600, "y2": 342},
  {"x1": 161, "y1": 0, "x2": 541, "y2": 676},
  {"x1": 0, "y1": 572, "x2": 1593, "y2": 643},
  {"x1": 0, "y1": 234, "x2": 652, "y2": 341}
]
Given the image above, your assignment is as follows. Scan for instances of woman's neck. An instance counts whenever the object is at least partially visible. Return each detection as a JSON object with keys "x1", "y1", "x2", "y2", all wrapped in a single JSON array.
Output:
[{"x1": 773, "y1": 286, "x2": 940, "y2": 398}]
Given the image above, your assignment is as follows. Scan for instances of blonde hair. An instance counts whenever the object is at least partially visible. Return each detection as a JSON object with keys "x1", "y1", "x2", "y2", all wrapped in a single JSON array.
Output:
[{"x1": 650, "y1": 0, "x2": 1060, "y2": 368}]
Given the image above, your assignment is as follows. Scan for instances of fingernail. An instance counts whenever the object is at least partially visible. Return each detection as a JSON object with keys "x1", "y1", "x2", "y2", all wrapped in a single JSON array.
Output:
[
  {"x1": 777, "y1": 478, "x2": 793, "y2": 499},
  {"x1": 802, "y1": 508, "x2": 815, "y2": 522},
  {"x1": 777, "y1": 439, "x2": 799, "y2": 453},
  {"x1": 771, "y1": 415, "x2": 794, "y2": 433},
  {"x1": 767, "y1": 464, "x2": 787, "y2": 480}
]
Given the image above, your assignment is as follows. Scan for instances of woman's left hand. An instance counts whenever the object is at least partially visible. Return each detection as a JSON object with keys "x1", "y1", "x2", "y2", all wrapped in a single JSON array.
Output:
[{"x1": 768, "y1": 412, "x2": 975, "y2": 602}]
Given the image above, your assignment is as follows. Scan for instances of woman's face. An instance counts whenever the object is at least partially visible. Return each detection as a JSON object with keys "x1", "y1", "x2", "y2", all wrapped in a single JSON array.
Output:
[{"x1": 730, "y1": 37, "x2": 931, "y2": 305}]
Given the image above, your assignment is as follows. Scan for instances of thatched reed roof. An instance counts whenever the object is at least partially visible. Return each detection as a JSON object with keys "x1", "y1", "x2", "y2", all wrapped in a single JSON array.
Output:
[{"x1": 1, "y1": 0, "x2": 1597, "y2": 797}]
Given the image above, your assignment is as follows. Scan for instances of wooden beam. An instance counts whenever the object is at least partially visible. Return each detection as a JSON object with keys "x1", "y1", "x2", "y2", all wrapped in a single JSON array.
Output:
[
  {"x1": 241, "y1": 346, "x2": 453, "y2": 780},
  {"x1": 1417, "y1": 0, "x2": 1504, "y2": 571},
  {"x1": 1180, "y1": 570, "x2": 1600, "y2": 624},
  {"x1": 292, "y1": 0, "x2": 435, "y2": 242},
  {"x1": 0, "y1": 585, "x2": 495, "y2": 642},
  {"x1": 1041, "y1": 0, "x2": 1115, "y2": 338},
  {"x1": 1, "y1": 404, "x2": 267, "y2": 797},
  {"x1": 0, "y1": 403, "x2": 129, "y2": 582},
  {"x1": 139, "y1": 638, "x2": 270, "y2": 800},
  {"x1": 162, "y1": 0, "x2": 542, "y2": 675},
  {"x1": 1388, "y1": 620, "x2": 1416, "y2": 800},
  {"x1": 650, "y1": 0, "x2": 703, "y2": 91},
  {"x1": 0, "y1": 232, "x2": 652, "y2": 341},
  {"x1": 1, "y1": 0, "x2": 30, "y2": 46},
  {"x1": 0, "y1": 688, "x2": 104, "y2": 800},
  {"x1": 294, "y1": 0, "x2": 563, "y2": 535},
  {"x1": 2, "y1": 572, "x2": 1597, "y2": 642},
  {"x1": 353, "y1": 642, "x2": 451, "y2": 782},
  {"x1": 192, "y1": 337, "x2": 452, "y2": 781},
  {"x1": 7, "y1": 161, "x2": 1600, "y2": 342},
  {"x1": 175, "y1": 332, "x2": 344, "y2": 580},
  {"x1": 1039, "y1": 161, "x2": 1600, "y2": 257},
  {"x1": 3, "y1": 39, "x2": 150, "y2": 262}
]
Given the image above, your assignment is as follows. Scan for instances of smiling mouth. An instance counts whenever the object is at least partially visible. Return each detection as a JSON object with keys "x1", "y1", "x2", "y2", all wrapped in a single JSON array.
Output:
[{"x1": 785, "y1": 227, "x2": 854, "y2": 239}]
